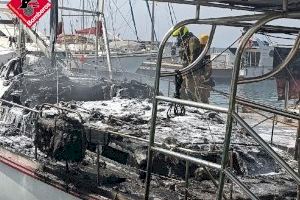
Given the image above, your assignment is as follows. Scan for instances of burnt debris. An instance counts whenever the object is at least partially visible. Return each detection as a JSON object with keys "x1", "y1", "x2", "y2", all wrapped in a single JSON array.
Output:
[{"x1": 35, "y1": 113, "x2": 87, "y2": 162}]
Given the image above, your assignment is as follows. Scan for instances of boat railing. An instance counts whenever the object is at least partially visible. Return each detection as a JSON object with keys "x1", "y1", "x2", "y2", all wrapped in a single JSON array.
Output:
[{"x1": 144, "y1": 10, "x2": 300, "y2": 200}]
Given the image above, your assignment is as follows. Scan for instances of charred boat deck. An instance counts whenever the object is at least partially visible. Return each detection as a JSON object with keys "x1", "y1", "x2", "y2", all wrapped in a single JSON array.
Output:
[{"x1": 1, "y1": 0, "x2": 300, "y2": 200}]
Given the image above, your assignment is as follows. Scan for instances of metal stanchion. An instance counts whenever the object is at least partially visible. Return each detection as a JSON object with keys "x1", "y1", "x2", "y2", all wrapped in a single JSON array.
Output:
[
  {"x1": 185, "y1": 161, "x2": 190, "y2": 200},
  {"x1": 35, "y1": 146, "x2": 38, "y2": 160},
  {"x1": 297, "y1": 113, "x2": 300, "y2": 200},
  {"x1": 97, "y1": 144, "x2": 100, "y2": 186},
  {"x1": 297, "y1": 137, "x2": 300, "y2": 200},
  {"x1": 229, "y1": 150, "x2": 234, "y2": 200},
  {"x1": 271, "y1": 115, "x2": 276, "y2": 145},
  {"x1": 217, "y1": 13, "x2": 287, "y2": 200},
  {"x1": 66, "y1": 160, "x2": 69, "y2": 173},
  {"x1": 168, "y1": 80, "x2": 171, "y2": 97},
  {"x1": 203, "y1": 167, "x2": 228, "y2": 200},
  {"x1": 295, "y1": 108, "x2": 300, "y2": 160}
]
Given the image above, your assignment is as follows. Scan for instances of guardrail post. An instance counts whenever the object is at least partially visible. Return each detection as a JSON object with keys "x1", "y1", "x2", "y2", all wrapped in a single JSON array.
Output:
[
  {"x1": 185, "y1": 161, "x2": 190, "y2": 200},
  {"x1": 97, "y1": 144, "x2": 100, "y2": 186},
  {"x1": 216, "y1": 13, "x2": 283, "y2": 200},
  {"x1": 298, "y1": 137, "x2": 300, "y2": 200},
  {"x1": 35, "y1": 146, "x2": 38, "y2": 160},
  {"x1": 229, "y1": 150, "x2": 234, "y2": 200},
  {"x1": 297, "y1": 112, "x2": 300, "y2": 200},
  {"x1": 271, "y1": 114, "x2": 276, "y2": 145},
  {"x1": 295, "y1": 108, "x2": 300, "y2": 160},
  {"x1": 296, "y1": 107, "x2": 300, "y2": 200}
]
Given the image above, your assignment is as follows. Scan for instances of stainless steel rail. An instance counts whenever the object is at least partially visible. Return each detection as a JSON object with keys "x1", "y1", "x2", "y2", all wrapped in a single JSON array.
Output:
[
  {"x1": 224, "y1": 169, "x2": 259, "y2": 200},
  {"x1": 156, "y1": 96, "x2": 228, "y2": 113},
  {"x1": 161, "y1": 23, "x2": 216, "y2": 77},
  {"x1": 236, "y1": 96, "x2": 300, "y2": 121},
  {"x1": 39, "y1": 103, "x2": 84, "y2": 123},
  {"x1": 216, "y1": 13, "x2": 286, "y2": 200},
  {"x1": 155, "y1": 13, "x2": 271, "y2": 78},
  {"x1": 0, "y1": 98, "x2": 39, "y2": 113},
  {"x1": 145, "y1": 10, "x2": 300, "y2": 200},
  {"x1": 232, "y1": 112, "x2": 300, "y2": 185},
  {"x1": 143, "y1": 11, "x2": 297, "y2": 200},
  {"x1": 2, "y1": 11, "x2": 300, "y2": 200},
  {"x1": 152, "y1": 146, "x2": 222, "y2": 170},
  {"x1": 217, "y1": 12, "x2": 300, "y2": 200}
]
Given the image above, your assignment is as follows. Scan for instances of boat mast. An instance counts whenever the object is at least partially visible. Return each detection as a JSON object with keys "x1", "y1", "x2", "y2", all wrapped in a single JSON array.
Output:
[
  {"x1": 50, "y1": 0, "x2": 59, "y2": 103},
  {"x1": 82, "y1": 0, "x2": 85, "y2": 30},
  {"x1": 151, "y1": 0, "x2": 155, "y2": 49},
  {"x1": 99, "y1": 0, "x2": 112, "y2": 80},
  {"x1": 50, "y1": 0, "x2": 58, "y2": 67},
  {"x1": 95, "y1": 0, "x2": 99, "y2": 63},
  {"x1": 195, "y1": 4, "x2": 200, "y2": 19},
  {"x1": 18, "y1": 21, "x2": 25, "y2": 68}
]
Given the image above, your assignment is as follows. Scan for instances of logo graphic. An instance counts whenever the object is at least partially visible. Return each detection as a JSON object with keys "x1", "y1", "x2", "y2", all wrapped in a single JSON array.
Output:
[{"x1": 7, "y1": 0, "x2": 52, "y2": 28}]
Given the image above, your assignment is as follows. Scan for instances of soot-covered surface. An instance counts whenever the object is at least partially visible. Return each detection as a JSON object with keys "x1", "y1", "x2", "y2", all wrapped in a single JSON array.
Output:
[
  {"x1": 0, "y1": 95, "x2": 298, "y2": 199},
  {"x1": 0, "y1": 61, "x2": 298, "y2": 199}
]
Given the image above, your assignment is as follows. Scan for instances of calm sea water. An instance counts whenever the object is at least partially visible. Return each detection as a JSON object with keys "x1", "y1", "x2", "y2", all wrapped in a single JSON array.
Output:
[
  {"x1": 109, "y1": 71, "x2": 290, "y2": 109},
  {"x1": 210, "y1": 79, "x2": 283, "y2": 107},
  {"x1": 64, "y1": 70, "x2": 292, "y2": 110}
]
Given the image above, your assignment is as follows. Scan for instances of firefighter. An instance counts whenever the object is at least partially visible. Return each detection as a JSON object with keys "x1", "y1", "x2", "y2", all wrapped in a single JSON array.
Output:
[
  {"x1": 197, "y1": 34, "x2": 213, "y2": 103},
  {"x1": 172, "y1": 26, "x2": 212, "y2": 103}
]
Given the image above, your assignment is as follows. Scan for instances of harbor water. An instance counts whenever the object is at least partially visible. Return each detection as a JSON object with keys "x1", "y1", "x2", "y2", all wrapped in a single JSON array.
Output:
[{"x1": 107, "y1": 72, "x2": 288, "y2": 109}]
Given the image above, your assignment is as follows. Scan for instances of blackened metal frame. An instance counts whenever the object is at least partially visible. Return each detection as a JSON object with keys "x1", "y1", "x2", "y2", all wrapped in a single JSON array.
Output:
[{"x1": 144, "y1": 11, "x2": 300, "y2": 200}]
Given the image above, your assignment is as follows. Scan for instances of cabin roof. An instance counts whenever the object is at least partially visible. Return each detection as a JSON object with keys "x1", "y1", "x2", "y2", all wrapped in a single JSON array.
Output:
[{"x1": 153, "y1": 0, "x2": 300, "y2": 12}]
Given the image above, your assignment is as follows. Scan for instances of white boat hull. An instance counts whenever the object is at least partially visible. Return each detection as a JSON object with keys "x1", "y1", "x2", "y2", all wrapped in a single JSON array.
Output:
[
  {"x1": 0, "y1": 157, "x2": 79, "y2": 200},
  {"x1": 69, "y1": 53, "x2": 153, "y2": 74}
]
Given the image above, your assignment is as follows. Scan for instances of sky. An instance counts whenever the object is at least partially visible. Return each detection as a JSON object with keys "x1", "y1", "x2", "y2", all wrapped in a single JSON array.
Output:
[{"x1": 36, "y1": 0, "x2": 300, "y2": 48}]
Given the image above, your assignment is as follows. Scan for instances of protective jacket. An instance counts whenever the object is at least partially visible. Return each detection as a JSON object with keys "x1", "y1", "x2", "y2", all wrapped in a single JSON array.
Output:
[{"x1": 178, "y1": 32, "x2": 212, "y2": 103}]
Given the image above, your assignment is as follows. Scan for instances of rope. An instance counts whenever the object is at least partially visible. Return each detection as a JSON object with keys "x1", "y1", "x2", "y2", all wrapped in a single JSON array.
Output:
[{"x1": 167, "y1": 70, "x2": 185, "y2": 118}]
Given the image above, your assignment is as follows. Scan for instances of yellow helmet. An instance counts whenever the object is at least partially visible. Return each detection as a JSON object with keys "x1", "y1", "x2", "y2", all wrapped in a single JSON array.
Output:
[
  {"x1": 199, "y1": 34, "x2": 209, "y2": 45},
  {"x1": 172, "y1": 26, "x2": 189, "y2": 37}
]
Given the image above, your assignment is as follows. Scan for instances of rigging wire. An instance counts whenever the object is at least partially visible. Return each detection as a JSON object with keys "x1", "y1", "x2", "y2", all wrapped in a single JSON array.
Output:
[
  {"x1": 145, "y1": 0, "x2": 158, "y2": 42},
  {"x1": 111, "y1": 0, "x2": 139, "y2": 39},
  {"x1": 262, "y1": 33, "x2": 297, "y2": 41},
  {"x1": 128, "y1": 0, "x2": 140, "y2": 41},
  {"x1": 170, "y1": 3, "x2": 178, "y2": 23},
  {"x1": 167, "y1": 3, "x2": 175, "y2": 26},
  {"x1": 108, "y1": 0, "x2": 118, "y2": 48}
]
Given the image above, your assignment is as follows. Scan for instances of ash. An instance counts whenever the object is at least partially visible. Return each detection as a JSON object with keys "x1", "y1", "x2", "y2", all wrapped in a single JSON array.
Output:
[{"x1": 0, "y1": 76, "x2": 298, "y2": 199}]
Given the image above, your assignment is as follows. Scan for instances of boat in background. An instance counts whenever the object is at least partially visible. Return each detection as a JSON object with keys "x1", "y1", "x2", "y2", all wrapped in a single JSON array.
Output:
[
  {"x1": 137, "y1": 39, "x2": 275, "y2": 81},
  {"x1": 56, "y1": 19, "x2": 157, "y2": 75}
]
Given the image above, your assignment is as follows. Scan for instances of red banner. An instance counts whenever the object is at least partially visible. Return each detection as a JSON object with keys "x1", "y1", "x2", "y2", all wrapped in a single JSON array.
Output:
[
  {"x1": 75, "y1": 21, "x2": 103, "y2": 37},
  {"x1": 7, "y1": 0, "x2": 51, "y2": 28}
]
